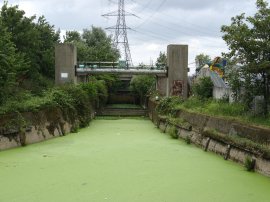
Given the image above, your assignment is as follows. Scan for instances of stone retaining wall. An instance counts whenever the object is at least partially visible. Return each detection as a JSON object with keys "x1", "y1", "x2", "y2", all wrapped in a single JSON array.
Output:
[
  {"x1": 148, "y1": 99, "x2": 270, "y2": 177},
  {"x1": 0, "y1": 107, "x2": 95, "y2": 151}
]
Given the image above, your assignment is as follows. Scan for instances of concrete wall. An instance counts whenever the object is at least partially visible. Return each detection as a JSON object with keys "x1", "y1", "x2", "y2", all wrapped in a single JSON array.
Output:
[
  {"x1": 148, "y1": 99, "x2": 270, "y2": 176},
  {"x1": 157, "y1": 77, "x2": 168, "y2": 97},
  {"x1": 0, "y1": 108, "x2": 95, "y2": 151},
  {"x1": 108, "y1": 94, "x2": 139, "y2": 104},
  {"x1": 55, "y1": 44, "x2": 77, "y2": 85},
  {"x1": 213, "y1": 87, "x2": 230, "y2": 100}
]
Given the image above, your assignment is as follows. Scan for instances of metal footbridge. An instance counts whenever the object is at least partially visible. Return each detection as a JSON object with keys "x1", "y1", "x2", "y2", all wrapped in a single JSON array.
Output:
[{"x1": 76, "y1": 61, "x2": 167, "y2": 77}]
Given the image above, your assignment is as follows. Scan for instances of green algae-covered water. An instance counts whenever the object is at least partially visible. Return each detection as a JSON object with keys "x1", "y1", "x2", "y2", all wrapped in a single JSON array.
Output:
[{"x1": 1, "y1": 119, "x2": 270, "y2": 202}]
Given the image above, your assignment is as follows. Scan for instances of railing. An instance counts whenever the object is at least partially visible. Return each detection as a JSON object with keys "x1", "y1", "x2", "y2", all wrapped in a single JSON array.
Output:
[{"x1": 77, "y1": 61, "x2": 167, "y2": 70}]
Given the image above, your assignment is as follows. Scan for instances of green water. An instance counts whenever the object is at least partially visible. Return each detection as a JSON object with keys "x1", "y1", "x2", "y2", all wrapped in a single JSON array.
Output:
[{"x1": 0, "y1": 119, "x2": 270, "y2": 202}]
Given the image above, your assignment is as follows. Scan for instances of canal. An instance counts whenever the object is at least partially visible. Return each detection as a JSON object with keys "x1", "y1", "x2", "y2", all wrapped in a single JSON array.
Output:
[{"x1": 0, "y1": 118, "x2": 270, "y2": 202}]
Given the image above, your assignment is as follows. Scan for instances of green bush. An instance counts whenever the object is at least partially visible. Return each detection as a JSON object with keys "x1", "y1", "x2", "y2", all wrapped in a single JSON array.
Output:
[
  {"x1": 95, "y1": 80, "x2": 108, "y2": 106},
  {"x1": 169, "y1": 126, "x2": 178, "y2": 139},
  {"x1": 185, "y1": 136, "x2": 191, "y2": 144},
  {"x1": 0, "y1": 79, "x2": 109, "y2": 116},
  {"x1": 47, "y1": 88, "x2": 75, "y2": 110},
  {"x1": 156, "y1": 96, "x2": 184, "y2": 117},
  {"x1": 130, "y1": 75, "x2": 155, "y2": 104},
  {"x1": 93, "y1": 74, "x2": 122, "y2": 93},
  {"x1": 80, "y1": 82, "x2": 98, "y2": 102},
  {"x1": 193, "y1": 77, "x2": 213, "y2": 99},
  {"x1": 244, "y1": 156, "x2": 255, "y2": 172}
]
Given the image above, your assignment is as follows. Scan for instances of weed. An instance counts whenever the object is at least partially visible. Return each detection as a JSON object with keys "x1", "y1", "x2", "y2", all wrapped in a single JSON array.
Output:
[
  {"x1": 244, "y1": 156, "x2": 256, "y2": 171},
  {"x1": 169, "y1": 126, "x2": 178, "y2": 139},
  {"x1": 185, "y1": 136, "x2": 191, "y2": 144}
]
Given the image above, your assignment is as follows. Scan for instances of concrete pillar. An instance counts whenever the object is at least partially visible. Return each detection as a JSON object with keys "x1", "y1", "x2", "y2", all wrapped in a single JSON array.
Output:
[
  {"x1": 157, "y1": 44, "x2": 188, "y2": 98},
  {"x1": 55, "y1": 44, "x2": 77, "y2": 85},
  {"x1": 167, "y1": 44, "x2": 188, "y2": 98},
  {"x1": 157, "y1": 77, "x2": 168, "y2": 97}
]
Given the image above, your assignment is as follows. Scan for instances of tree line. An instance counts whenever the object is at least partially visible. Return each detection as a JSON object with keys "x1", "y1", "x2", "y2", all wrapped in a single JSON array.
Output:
[{"x1": 0, "y1": 2, "x2": 119, "y2": 107}]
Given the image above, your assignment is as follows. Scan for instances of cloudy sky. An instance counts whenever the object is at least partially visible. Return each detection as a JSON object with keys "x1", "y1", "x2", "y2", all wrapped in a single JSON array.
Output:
[{"x1": 1, "y1": 0, "x2": 268, "y2": 74}]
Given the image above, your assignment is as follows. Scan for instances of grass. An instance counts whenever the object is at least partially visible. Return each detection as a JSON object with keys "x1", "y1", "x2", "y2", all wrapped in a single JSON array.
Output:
[{"x1": 173, "y1": 97, "x2": 270, "y2": 128}]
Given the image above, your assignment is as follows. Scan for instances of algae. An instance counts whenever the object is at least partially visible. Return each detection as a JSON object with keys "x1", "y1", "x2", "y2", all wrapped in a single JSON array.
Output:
[{"x1": 0, "y1": 119, "x2": 270, "y2": 202}]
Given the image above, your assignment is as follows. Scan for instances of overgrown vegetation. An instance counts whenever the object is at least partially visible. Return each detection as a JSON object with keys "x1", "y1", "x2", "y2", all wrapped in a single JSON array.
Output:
[
  {"x1": 0, "y1": 2, "x2": 59, "y2": 102},
  {"x1": 244, "y1": 157, "x2": 256, "y2": 172},
  {"x1": 192, "y1": 77, "x2": 214, "y2": 99},
  {"x1": 155, "y1": 96, "x2": 270, "y2": 127},
  {"x1": 156, "y1": 96, "x2": 184, "y2": 117},
  {"x1": 221, "y1": 0, "x2": 270, "y2": 116},
  {"x1": 168, "y1": 126, "x2": 178, "y2": 139},
  {"x1": 0, "y1": 2, "x2": 120, "y2": 121},
  {"x1": 130, "y1": 75, "x2": 156, "y2": 105},
  {"x1": 185, "y1": 136, "x2": 191, "y2": 145},
  {"x1": 0, "y1": 80, "x2": 108, "y2": 118},
  {"x1": 202, "y1": 129, "x2": 270, "y2": 159}
]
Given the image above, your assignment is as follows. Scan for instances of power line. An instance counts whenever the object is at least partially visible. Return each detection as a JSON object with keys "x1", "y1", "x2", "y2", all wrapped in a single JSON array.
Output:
[
  {"x1": 131, "y1": 0, "x2": 219, "y2": 34},
  {"x1": 132, "y1": 29, "x2": 171, "y2": 42},
  {"x1": 134, "y1": 0, "x2": 168, "y2": 29},
  {"x1": 128, "y1": 0, "x2": 155, "y2": 14},
  {"x1": 103, "y1": 0, "x2": 135, "y2": 67}
]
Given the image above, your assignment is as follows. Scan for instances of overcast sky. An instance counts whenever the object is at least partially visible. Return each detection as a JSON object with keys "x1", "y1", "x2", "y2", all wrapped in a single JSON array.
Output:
[{"x1": 1, "y1": 0, "x2": 268, "y2": 74}]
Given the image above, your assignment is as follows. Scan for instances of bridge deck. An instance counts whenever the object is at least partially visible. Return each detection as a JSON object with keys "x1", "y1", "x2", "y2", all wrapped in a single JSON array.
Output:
[{"x1": 76, "y1": 68, "x2": 167, "y2": 77}]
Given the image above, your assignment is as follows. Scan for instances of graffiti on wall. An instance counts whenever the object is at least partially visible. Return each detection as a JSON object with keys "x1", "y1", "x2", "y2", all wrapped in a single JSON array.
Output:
[{"x1": 172, "y1": 80, "x2": 183, "y2": 96}]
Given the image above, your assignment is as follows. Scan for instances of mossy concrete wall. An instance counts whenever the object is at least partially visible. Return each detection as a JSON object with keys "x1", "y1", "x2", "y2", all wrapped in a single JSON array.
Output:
[
  {"x1": 0, "y1": 108, "x2": 95, "y2": 151},
  {"x1": 148, "y1": 99, "x2": 270, "y2": 176}
]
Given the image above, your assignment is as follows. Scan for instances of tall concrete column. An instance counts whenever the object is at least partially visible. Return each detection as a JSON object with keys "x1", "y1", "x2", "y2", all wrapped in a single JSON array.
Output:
[
  {"x1": 157, "y1": 44, "x2": 188, "y2": 99},
  {"x1": 167, "y1": 44, "x2": 188, "y2": 98},
  {"x1": 55, "y1": 44, "x2": 77, "y2": 85}
]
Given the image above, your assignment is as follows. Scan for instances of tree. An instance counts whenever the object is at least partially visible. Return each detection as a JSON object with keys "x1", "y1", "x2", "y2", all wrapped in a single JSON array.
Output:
[
  {"x1": 130, "y1": 75, "x2": 155, "y2": 105},
  {"x1": 65, "y1": 31, "x2": 81, "y2": 43},
  {"x1": 195, "y1": 54, "x2": 211, "y2": 73},
  {"x1": 156, "y1": 52, "x2": 167, "y2": 66},
  {"x1": 221, "y1": 0, "x2": 270, "y2": 115},
  {"x1": 35, "y1": 16, "x2": 60, "y2": 79},
  {"x1": 1, "y1": 2, "x2": 60, "y2": 84},
  {"x1": 156, "y1": 52, "x2": 167, "y2": 69},
  {"x1": 0, "y1": 18, "x2": 27, "y2": 104},
  {"x1": 64, "y1": 26, "x2": 120, "y2": 62}
]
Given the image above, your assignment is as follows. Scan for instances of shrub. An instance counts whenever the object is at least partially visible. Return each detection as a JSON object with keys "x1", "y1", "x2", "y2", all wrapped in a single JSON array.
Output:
[
  {"x1": 93, "y1": 74, "x2": 122, "y2": 93},
  {"x1": 156, "y1": 96, "x2": 183, "y2": 117},
  {"x1": 80, "y1": 82, "x2": 98, "y2": 102},
  {"x1": 244, "y1": 156, "x2": 256, "y2": 172},
  {"x1": 169, "y1": 126, "x2": 178, "y2": 139},
  {"x1": 130, "y1": 75, "x2": 155, "y2": 104},
  {"x1": 185, "y1": 136, "x2": 191, "y2": 144},
  {"x1": 193, "y1": 77, "x2": 213, "y2": 99},
  {"x1": 47, "y1": 88, "x2": 75, "y2": 110},
  {"x1": 95, "y1": 80, "x2": 108, "y2": 106}
]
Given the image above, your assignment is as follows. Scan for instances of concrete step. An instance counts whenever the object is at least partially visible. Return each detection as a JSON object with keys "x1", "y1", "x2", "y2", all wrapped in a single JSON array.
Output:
[{"x1": 97, "y1": 108, "x2": 147, "y2": 116}]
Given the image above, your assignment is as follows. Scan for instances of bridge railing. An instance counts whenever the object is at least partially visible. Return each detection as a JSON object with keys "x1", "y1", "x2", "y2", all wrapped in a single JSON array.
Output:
[{"x1": 77, "y1": 61, "x2": 167, "y2": 70}]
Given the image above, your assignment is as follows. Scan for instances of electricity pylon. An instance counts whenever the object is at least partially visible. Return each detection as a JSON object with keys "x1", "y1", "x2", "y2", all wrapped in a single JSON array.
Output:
[{"x1": 103, "y1": 0, "x2": 136, "y2": 68}]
